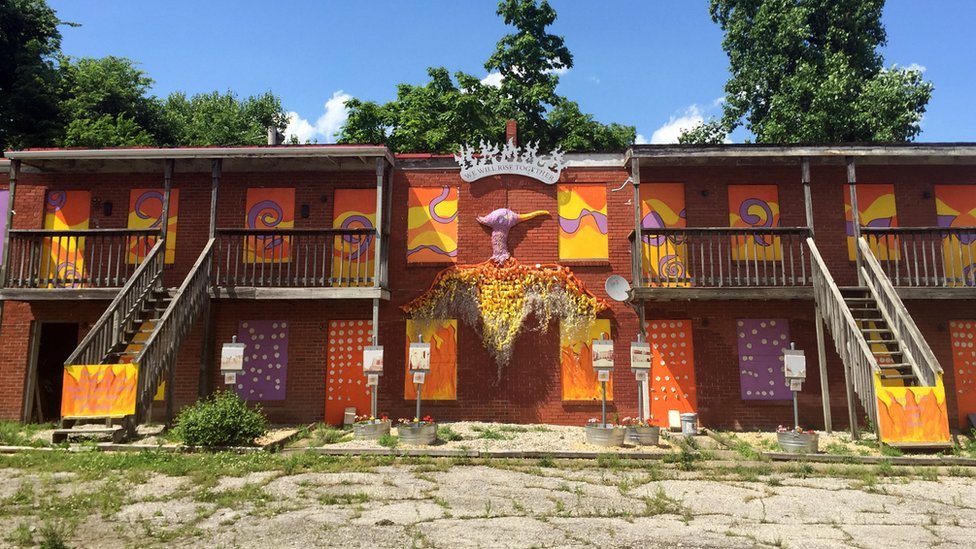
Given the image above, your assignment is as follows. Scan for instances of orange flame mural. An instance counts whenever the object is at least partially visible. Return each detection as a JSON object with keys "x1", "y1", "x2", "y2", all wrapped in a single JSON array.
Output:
[
  {"x1": 404, "y1": 319, "x2": 457, "y2": 400},
  {"x1": 874, "y1": 373, "x2": 950, "y2": 444},
  {"x1": 560, "y1": 319, "x2": 612, "y2": 400},
  {"x1": 61, "y1": 364, "x2": 138, "y2": 418}
]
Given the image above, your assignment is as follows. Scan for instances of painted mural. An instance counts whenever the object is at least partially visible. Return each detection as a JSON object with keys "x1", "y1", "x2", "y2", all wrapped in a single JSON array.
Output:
[
  {"x1": 737, "y1": 319, "x2": 790, "y2": 400},
  {"x1": 235, "y1": 320, "x2": 289, "y2": 401},
  {"x1": 645, "y1": 320, "x2": 697, "y2": 427},
  {"x1": 874, "y1": 373, "x2": 951, "y2": 444},
  {"x1": 127, "y1": 188, "x2": 179, "y2": 264},
  {"x1": 332, "y1": 189, "x2": 376, "y2": 286},
  {"x1": 404, "y1": 319, "x2": 458, "y2": 400},
  {"x1": 728, "y1": 185, "x2": 781, "y2": 261},
  {"x1": 935, "y1": 186, "x2": 976, "y2": 286},
  {"x1": 245, "y1": 188, "x2": 295, "y2": 263},
  {"x1": 560, "y1": 318, "x2": 613, "y2": 400},
  {"x1": 325, "y1": 320, "x2": 373, "y2": 424},
  {"x1": 950, "y1": 321, "x2": 976, "y2": 428},
  {"x1": 558, "y1": 184, "x2": 609, "y2": 260},
  {"x1": 61, "y1": 363, "x2": 138, "y2": 418},
  {"x1": 42, "y1": 190, "x2": 91, "y2": 287},
  {"x1": 845, "y1": 184, "x2": 898, "y2": 260},
  {"x1": 639, "y1": 183, "x2": 688, "y2": 286},
  {"x1": 0, "y1": 189, "x2": 8, "y2": 261},
  {"x1": 407, "y1": 186, "x2": 458, "y2": 263}
]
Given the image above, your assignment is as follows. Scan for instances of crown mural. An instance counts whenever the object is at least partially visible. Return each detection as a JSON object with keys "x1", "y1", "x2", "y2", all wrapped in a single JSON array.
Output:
[{"x1": 454, "y1": 139, "x2": 566, "y2": 184}]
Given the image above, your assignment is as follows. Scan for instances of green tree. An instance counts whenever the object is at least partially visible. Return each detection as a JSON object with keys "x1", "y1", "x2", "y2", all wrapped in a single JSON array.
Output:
[
  {"x1": 161, "y1": 90, "x2": 287, "y2": 146},
  {"x1": 0, "y1": 0, "x2": 64, "y2": 150},
  {"x1": 58, "y1": 56, "x2": 163, "y2": 147},
  {"x1": 682, "y1": 0, "x2": 933, "y2": 144},
  {"x1": 339, "y1": 0, "x2": 633, "y2": 153}
]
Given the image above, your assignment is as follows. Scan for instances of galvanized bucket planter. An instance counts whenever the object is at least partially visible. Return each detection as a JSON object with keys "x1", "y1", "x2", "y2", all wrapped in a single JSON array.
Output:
[
  {"x1": 777, "y1": 431, "x2": 819, "y2": 454},
  {"x1": 626, "y1": 425, "x2": 661, "y2": 446},
  {"x1": 398, "y1": 423, "x2": 437, "y2": 445},
  {"x1": 353, "y1": 420, "x2": 391, "y2": 441},
  {"x1": 584, "y1": 425, "x2": 626, "y2": 447}
]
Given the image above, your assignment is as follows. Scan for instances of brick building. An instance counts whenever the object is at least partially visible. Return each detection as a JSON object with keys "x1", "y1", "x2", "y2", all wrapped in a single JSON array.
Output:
[{"x1": 0, "y1": 142, "x2": 973, "y2": 444}]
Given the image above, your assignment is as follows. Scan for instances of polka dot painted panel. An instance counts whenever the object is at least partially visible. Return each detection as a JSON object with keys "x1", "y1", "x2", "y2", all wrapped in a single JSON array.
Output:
[
  {"x1": 235, "y1": 320, "x2": 289, "y2": 401},
  {"x1": 644, "y1": 320, "x2": 696, "y2": 427},
  {"x1": 950, "y1": 320, "x2": 976, "y2": 427},
  {"x1": 737, "y1": 319, "x2": 791, "y2": 400},
  {"x1": 325, "y1": 320, "x2": 373, "y2": 425}
]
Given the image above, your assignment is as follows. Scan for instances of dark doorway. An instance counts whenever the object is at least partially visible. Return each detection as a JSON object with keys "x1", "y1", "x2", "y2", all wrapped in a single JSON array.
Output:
[{"x1": 34, "y1": 323, "x2": 79, "y2": 422}]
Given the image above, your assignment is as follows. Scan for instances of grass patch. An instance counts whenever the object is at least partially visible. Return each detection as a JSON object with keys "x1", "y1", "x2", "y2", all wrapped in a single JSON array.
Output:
[
  {"x1": 378, "y1": 434, "x2": 398, "y2": 448},
  {"x1": 472, "y1": 426, "x2": 511, "y2": 441},
  {"x1": 725, "y1": 435, "x2": 762, "y2": 460},
  {"x1": 319, "y1": 492, "x2": 371, "y2": 506},
  {"x1": 437, "y1": 426, "x2": 463, "y2": 442},
  {"x1": 310, "y1": 425, "x2": 352, "y2": 446},
  {"x1": 0, "y1": 421, "x2": 54, "y2": 448}
]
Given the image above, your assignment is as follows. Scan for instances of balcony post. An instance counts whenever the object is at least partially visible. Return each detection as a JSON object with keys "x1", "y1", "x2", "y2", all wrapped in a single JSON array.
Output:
[
  {"x1": 209, "y1": 159, "x2": 221, "y2": 239},
  {"x1": 161, "y1": 160, "x2": 173, "y2": 243},
  {"x1": 814, "y1": 304, "x2": 832, "y2": 433},
  {"x1": 630, "y1": 159, "x2": 642, "y2": 288},
  {"x1": 847, "y1": 157, "x2": 863, "y2": 283},
  {"x1": 802, "y1": 157, "x2": 814, "y2": 237},
  {"x1": 1, "y1": 159, "x2": 18, "y2": 290},
  {"x1": 373, "y1": 158, "x2": 385, "y2": 287}
]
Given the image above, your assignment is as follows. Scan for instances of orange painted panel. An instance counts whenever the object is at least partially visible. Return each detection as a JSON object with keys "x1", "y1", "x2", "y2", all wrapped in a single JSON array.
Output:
[
  {"x1": 407, "y1": 186, "x2": 458, "y2": 263},
  {"x1": 845, "y1": 184, "x2": 898, "y2": 260},
  {"x1": 332, "y1": 189, "x2": 377, "y2": 285},
  {"x1": 245, "y1": 188, "x2": 295, "y2": 263},
  {"x1": 728, "y1": 185, "x2": 781, "y2": 261},
  {"x1": 127, "y1": 188, "x2": 178, "y2": 264},
  {"x1": 558, "y1": 184, "x2": 609, "y2": 260},
  {"x1": 560, "y1": 319, "x2": 613, "y2": 400},
  {"x1": 949, "y1": 320, "x2": 976, "y2": 428},
  {"x1": 874, "y1": 373, "x2": 950, "y2": 444},
  {"x1": 61, "y1": 364, "x2": 138, "y2": 418},
  {"x1": 42, "y1": 190, "x2": 91, "y2": 287},
  {"x1": 325, "y1": 320, "x2": 373, "y2": 424},
  {"x1": 645, "y1": 319, "x2": 696, "y2": 427},
  {"x1": 404, "y1": 319, "x2": 457, "y2": 400}
]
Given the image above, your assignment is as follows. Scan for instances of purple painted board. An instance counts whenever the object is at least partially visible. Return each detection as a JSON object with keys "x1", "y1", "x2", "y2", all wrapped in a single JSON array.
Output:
[
  {"x1": 0, "y1": 190, "x2": 8, "y2": 259},
  {"x1": 236, "y1": 320, "x2": 288, "y2": 401},
  {"x1": 737, "y1": 319, "x2": 791, "y2": 400}
]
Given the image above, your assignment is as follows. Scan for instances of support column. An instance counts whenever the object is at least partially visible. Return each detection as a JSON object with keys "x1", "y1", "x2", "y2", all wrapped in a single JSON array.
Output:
[
  {"x1": 373, "y1": 158, "x2": 385, "y2": 287},
  {"x1": 802, "y1": 157, "x2": 814, "y2": 237},
  {"x1": 847, "y1": 157, "x2": 862, "y2": 282},
  {"x1": 630, "y1": 159, "x2": 642, "y2": 287},
  {"x1": 842, "y1": 339, "x2": 860, "y2": 439},
  {"x1": 198, "y1": 159, "x2": 221, "y2": 399},
  {"x1": 814, "y1": 305, "x2": 832, "y2": 433},
  {"x1": 161, "y1": 160, "x2": 173, "y2": 243},
  {"x1": 0, "y1": 159, "x2": 19, "y2": 380}
]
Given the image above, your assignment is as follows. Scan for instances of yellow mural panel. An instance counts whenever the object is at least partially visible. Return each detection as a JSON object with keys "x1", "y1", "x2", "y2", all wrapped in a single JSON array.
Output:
[
  {"x1": 61, "y1": 363, "x2": 138, "y2": 418},
  {"x1": 935, "y1": 186, "x2": 976, "y2": 287},
  {"x1": 42, "y1": 190, "x2": 90, "y2": 287},
  {"x1": 407, "y1": 187, "x2": 458, "y2": 263},
  {"x1": 639, "y1": 184, "x2": 689, "y2": 287},
  {"x1": 332, "y1": 189, "x2": 376, "y2": 286},
  {"x1": 874, "y1": 373, "x2": 950, "y2": 445},
  {"x1": 560, "y1": 319, "x2": 613, "y2": 401},
  {"x1": 845, "y1": 184, "x2": 899, "y2": 261},
  {"x1": 558, "y1": 184, "x2": 608, "y2": 260},
  {"x1": 404, "y1": 319, "x2": 457, "y2": 400},
  {"x1": 728, "y1": 185, "x2": 782, "y2": 261}
]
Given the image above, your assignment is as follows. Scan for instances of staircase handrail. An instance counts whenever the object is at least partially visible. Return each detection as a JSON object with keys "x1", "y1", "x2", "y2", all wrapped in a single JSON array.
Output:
[
  {"x1": 133, "y1": 239, "x2": 214, "y2": 422},
  {"x1": 63, "y1": 239, "x2": 165, "y2": 367},
  {"x1": 857, "y1": 237, "x2": 943, "y2": 386},
  {"x1": 807, "y1": 238, "x2": 881, "y2": 426}
]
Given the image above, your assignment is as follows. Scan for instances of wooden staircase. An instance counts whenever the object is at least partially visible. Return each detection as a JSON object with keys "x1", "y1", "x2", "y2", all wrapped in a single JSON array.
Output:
[{"x1": 841, "y1": 288, "x2": 918, "y2": 386}]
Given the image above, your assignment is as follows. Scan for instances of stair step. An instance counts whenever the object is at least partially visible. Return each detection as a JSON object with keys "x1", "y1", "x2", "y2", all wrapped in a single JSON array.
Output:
[
  {"x1": 52, "y1": 425, "x2": 125, "y2": 444},
  {"x1": 880, "y1": 374, "x2": 917, "y2": 380},
  {"x1": 860, "y1": 328, "x2": 892, "y2": 333},
  {"x1": 873, "y1": 350, "x2": 904, "y2": 355},
  {"x1": 866, "y1": 340, "x2": 896, "y2": 345},
  {"x1": 855, "y1": 318, "x2": 886, "y2": 323},
  {"x1": 880, "y1": 363, "x2": 913, "y2": 370}
]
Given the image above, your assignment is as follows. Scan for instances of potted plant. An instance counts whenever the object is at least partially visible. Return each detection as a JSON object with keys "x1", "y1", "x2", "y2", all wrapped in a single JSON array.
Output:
[
  {"x1": 353, "y1": 413, "x2": 391, "y2": 440},
  {"x1": 584, "y1": 418, "x2": 626, "y2": 447},
  {"x1": 776, "y1": 425, "x2": 819, "y2": 454},
  {"x1": 397, "y1": 415, "x2": 437, "y2": 445},
  {"x1": 622, "y1": 416, "x2": 660, "y2": 446}
]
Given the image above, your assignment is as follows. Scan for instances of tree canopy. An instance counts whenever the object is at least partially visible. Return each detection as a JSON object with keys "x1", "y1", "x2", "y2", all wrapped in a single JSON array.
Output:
[
  {"x1": 681, "y1": 0, "x2": 933, "y2": 144},
  {"x1": 338, "y1": 0, "x2": 634, "y2": 153}
]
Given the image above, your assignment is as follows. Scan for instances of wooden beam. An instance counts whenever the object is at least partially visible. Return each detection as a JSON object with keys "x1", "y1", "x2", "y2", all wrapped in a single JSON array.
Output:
[
  {"x1": 0, "y1": 159, "x2": 18, "y2": 341},
  {"x1": 161, "y1": 160, "x2": 173, "y2": 242},
  {"x1": 847, "y1": 157, "x2": 862, "y2": 282},
  {"x1": 209, "y1": 159, "x2": 221, "y2": 239},
  {"x1": 211, "y1": 287, "x2": 390, "y2": 300},
  {"x1": 0, "y1": 288, "x2": 122, "y2": 300},
  {"x1": 895, "y1": 287, "x2": 976, "y2": 300},
  {"x1": 802, "y1": 157, "x2": 814, "y2": 237},
  {"x1": 631, "y1": 287, "x2": 814, "y2": 301},
  {"x1": 631, "y1": 161, "x2": 642, "y2": 290},
  {"x1": 814, "y1": 304, "x2": 832, "y2": 434},
  {"x1": 373, "y1": 158, "x2": 385, "y2": 289}
]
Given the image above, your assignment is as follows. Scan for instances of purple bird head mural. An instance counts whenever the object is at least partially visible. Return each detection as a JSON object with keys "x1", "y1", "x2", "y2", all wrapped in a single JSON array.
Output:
[{"x1": 476, "y1": 208, "x2": 550, "y2": 263}]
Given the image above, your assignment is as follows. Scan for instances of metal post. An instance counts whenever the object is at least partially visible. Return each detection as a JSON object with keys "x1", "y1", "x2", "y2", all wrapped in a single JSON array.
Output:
[
  {"x1": 793, "y1": 390, "x2": 800, "y2": 430},
  {"x1": 814, "y1": 304, "x2": 833, "y2": 433},
  {"x1": 371, "y1": 384, "x2": 378, "y2": 418},
  {"x1": 371, "y1": 298, "x2": 380, "y2": 418},
  {"x1": 601, "y1": 381, "x2": 607, "y2": 428}
]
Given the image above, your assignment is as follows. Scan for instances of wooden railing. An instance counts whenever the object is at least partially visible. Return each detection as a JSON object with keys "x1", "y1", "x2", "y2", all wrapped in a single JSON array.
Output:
[
  {"x1": 636, "y1": 227, "x2": 811, "y2": 287},
  {"x1": 213, "y1": 228, "x2": 378, "y2": 288},
  {"x1": 808, "y1": 238, "x2": 881, "y2": 430},
  {"x1": 3, "y1": 228, "x2": 161, "y2": 289},
  {"x1": 134, "y1": 239, "x2": 214, "y2": 423},
  {"x1": 858, "y1": 237, "x2": 942, "y2": 387},
  {"x1": 63, "y1": 239, "x2": 166, "y2": 367},
  {"x1": 861, "y1": 226, "x2": 976, "y2": 287}
]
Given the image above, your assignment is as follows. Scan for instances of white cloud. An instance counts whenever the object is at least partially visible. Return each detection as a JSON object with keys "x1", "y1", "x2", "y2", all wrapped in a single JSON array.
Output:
[
  {"x1": 634, "y1": 133, "x2": 649, "y2": 145},
  {"x1": 905, "y1": 63, "x2": 927, "y2": 73},
  {"x1": 650, "y1": 105, "x2": 705, "y2": 144},
  {"x1": 285, "y1": 90, "x2": 352, "y2": 144},
  {"x1": 481, "y1": 72, "x2": 504, "y2": 88},
  {"x1": 589, "y1": 75, "x2": 601, "y2": 84}
]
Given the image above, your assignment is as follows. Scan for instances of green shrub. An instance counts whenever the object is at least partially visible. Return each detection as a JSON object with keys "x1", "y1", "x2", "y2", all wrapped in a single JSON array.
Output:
[{"x1": 173, "y1": 391, "x2": 269, "y2": 447}]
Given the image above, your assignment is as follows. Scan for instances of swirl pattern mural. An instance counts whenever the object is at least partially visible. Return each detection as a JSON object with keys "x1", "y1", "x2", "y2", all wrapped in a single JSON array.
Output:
[
  {"x1": 127, "y1": 189, "x2": 178, "y2": 264},
  {"x1": 245, "y1": 188, "x2": 295, "y2": 263},
  {"x1": 560, "y1": 318, "x2": 612, "y2": 401},
  {"x1": 728, "y1": 185, "x2": 781, "y2": 261},
  {"x1": 42, "y1": 190, "x2": 90, "y2": 287},
  {"x1": 325, "y1": 320, "x2": 373, "y2": 424},
  {"x1": 404, "y1": 319, "x2": 457, "y2": 400},
  {"x1": 935, "y1": 186, "x2": 976, "y2": 286},
  {"x1": 557, "y1": 185, "x2": 608, "y2": 260},
  {"x1": 639, "y1": 184, "x2": 688, "y2": 287},
  {"x1": 645, "y1": 320, "x2": 697, "y2": 428},
  {"x1": 845, "y1": 184, "x2": 899, "y2": 260},
  {"x1": 407, "y1": 186, "x2": 458, "y2": 263},
  {"x1": 332, "y1": 189, "x2": 376, "y2": 286}
]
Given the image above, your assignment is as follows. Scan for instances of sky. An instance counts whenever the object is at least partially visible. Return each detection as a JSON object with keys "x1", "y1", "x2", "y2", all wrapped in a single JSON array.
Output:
[{"x1": 48, "y1": 1, "x2": 976, "y2": 146}]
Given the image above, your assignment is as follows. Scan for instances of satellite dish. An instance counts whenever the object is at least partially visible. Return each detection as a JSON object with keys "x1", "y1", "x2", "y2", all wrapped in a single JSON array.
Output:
[{"x1": 604, "y1": 275, "x2": 632, "y2": 302}]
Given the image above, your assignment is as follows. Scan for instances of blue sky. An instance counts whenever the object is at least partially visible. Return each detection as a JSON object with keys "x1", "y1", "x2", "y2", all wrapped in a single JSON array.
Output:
[{"x1": 49, "y1": 1, "x2": 976, "y2": 145}]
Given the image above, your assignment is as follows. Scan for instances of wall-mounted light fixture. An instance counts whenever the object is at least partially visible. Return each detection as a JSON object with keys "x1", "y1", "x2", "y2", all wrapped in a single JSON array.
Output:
[
  {"x1": 102, "y1": 201, "x2": 113, "y2": 217},
  {"x1": 300, "y1": 204, "x2": 310, "y2": 219}
]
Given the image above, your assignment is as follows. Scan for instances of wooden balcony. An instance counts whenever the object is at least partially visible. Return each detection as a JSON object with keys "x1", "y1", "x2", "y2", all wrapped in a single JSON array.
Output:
[
  {"x1": 0, "y1": 228, "x2": 161, "y2": 300},
  {"x1": 632, "y1": 227, "x2": 813, "y2": 300},
  {"x1": 212, "y1": 228, "x2": 389, "y2": 299},
  {"x1": 862, "y1": 227, "x2": 976, "y2": 299}
]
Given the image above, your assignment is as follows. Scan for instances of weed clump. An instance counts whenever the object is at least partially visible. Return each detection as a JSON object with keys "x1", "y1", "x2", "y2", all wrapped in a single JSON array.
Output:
[{"x1": 172, "y1": 391, "x2": 269, "y2": 448}]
